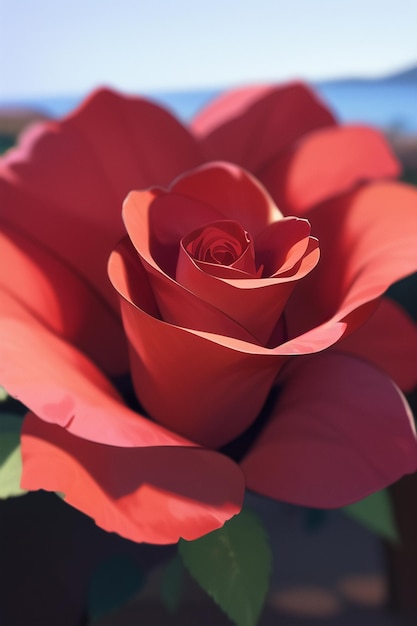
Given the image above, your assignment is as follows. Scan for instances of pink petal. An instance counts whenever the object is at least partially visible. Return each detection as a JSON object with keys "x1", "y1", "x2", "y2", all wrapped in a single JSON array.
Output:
[
  {"x1": 21, "y1": 413, "x2": 244, "y2": 545},
  {"x1": 191, "y1": 82, "x2": 336, "y2": 172},
  {"x1": 260, "y1": 125, "x2": 400, "y2": 214},
  {"x1": 0, "y1": 88, "x2": 202, "y2": 309},
  {"x1": 0, "y1": 224, "x2": 128, "y2": 375},
  {"x1": 285, "y1": 181, "x2": 417, "y2": 345},
  {"x1": 338, "y1": 298, "x2": 417, "y2": 392},
  {"x1": 242, "y1": 352, "x2": 417, "y2": 508}
]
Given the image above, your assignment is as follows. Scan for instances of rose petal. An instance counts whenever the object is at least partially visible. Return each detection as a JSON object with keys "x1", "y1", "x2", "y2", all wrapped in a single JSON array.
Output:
[
  {"x1": 122, "y1": 164, "x2": 314, "y2": 344},
  {"x1": 176, "y1": 232, "x2": 319, "y2": 345},
  {"x1": 260, "y1": 126, "x2": 400, "y2": 214},
  {"x1": 254, "y1": 217, "x2": 313, "y2": 276},
  {"x1": 0, "y1": 291, "x2": 191, "y2": 447},
  {"x1": 21, "y1": 413, "x2": 244, "y2": 544},
  {"x1": 190, "y1": 261, "x2": 263, "y2": 280},
  {"x1": 122, "y1": 188, "x2": 266, "y2": 343},
  {"x1": 0, "y1": 88, "x2": 202, "y2": 309},
  {"x1": 128, "y1": 164, "x2": 281, "y2": 277},
  {"x1": 181, "y1": 220, "x2": 257, "y2": 274},
  {"x1": 118, "y1": 229, "x2": 260, "y2": 343},
  {"x1": 145, "y1": 191, "x2": 225, "y2": 276},
  {"x1": 1, "y1": 298, "x2": 246, "y2": 546},
  {"x1": 285, "y1": 181, "x2": 417, "y2": 343},
  {"x1": 0, "y1": 224, "x2": 128, "y2": 375},
  {"x1": 109, "y1": 241, "x2": 283, "y2": 447},
  {"x1": 338, "y1": 298, "x2": 417, "y2": 392},
  {"x1": 170, "y1": 162, "x2": 282, "y2": 236},
  {"x1": 110, "y1": 234, "x2": 346, "y2": 367},
  {"x1": 192, "y1": 82, "x2": 336, "y2": 172},
  {"x1": 242, "y1": 352, "x2": 417, "y2": 508}
]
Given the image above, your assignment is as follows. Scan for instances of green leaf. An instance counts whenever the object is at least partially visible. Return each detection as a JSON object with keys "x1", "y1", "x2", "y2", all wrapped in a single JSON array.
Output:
[
  {"x1": 179, "y1": 509, "x2": 271, "y2": 626},
  {"x1": 0, "y1": 414, "x2": 27, "y2": 498},
  {"x1": 87, "y1": 554, "x2": 145, "y2": 621},
  {"x1": 0, "y1": 386, "x2": 8, "y2": 401},
  {"x1": 160, "y1": 554, "x2": 185, "y2": 613},
  {"x1": 343, "y1": 488, "x2": 398, "y2": 542}
]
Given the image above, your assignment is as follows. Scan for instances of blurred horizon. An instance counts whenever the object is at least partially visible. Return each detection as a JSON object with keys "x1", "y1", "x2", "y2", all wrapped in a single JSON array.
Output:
[
  {"x1": 0, "y1": 60, "x2": 416, "y2": 106},
  {"x1": 1, "y1": 0, "x2": 416, "y2": 100}
]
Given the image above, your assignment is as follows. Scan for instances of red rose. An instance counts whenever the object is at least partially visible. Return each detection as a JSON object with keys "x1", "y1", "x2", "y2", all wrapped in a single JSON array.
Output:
[{"x1": 1, "y1": 84, "x2": 417, "y2": 544}]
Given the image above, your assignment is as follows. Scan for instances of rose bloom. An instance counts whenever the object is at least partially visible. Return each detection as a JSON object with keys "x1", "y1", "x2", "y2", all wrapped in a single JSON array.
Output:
[{"x1": 1, "y1": 84, "x2": 417, "y2": 544}]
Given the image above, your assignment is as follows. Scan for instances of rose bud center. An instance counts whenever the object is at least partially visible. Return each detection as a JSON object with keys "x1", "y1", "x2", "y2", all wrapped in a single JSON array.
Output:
[{"x1": 181, "y1": 220, "x2": 261, "y2": 277}]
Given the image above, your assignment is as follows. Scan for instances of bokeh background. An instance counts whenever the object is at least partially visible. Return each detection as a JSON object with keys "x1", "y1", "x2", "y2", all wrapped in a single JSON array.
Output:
[
  {"x1": 1, "y1": 0, "x2": 417, "y2": 168},
  {"x1": 1, "y1": 1, "x2": 417, "y2": 624},
  {"x1": 1, "y1": 0, "x2": 417, "y2": 97}
]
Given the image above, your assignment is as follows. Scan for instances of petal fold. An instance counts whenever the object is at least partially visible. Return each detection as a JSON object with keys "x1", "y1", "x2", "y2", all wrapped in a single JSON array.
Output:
[
  {"x1": 0, "y1": 292, "x2": 191, "y2": 447},
  {"x1": 0, "y1": 224, "x2": 127, "y2": 375},
  {"x1": 192, "y1": 82, "x2": 336, "y2": 172},
  {"x1": 338, "y1": 298, "x2": 417, "y2": 392},
  {"x1": 170, "y1": 162, "x2": 282, "y2": 236},
  {"x1": 260, "y1": 125, "x2": 400, "y2": 214},
  {"x1": 285, "y1": 181, "x2": 417, "y2": 343},
  {"x1": 0, "y1": 88, "x2": 202, "y2": 309},
  {"x1": 21, "y1": 413, "x2": 244, "y2": 544},
  {"x1": 242, "y1": 352, "x2": 417, "y2": 507},
  {"x1": 109, "y1": 240, "x2": 283, "y2": 448}
]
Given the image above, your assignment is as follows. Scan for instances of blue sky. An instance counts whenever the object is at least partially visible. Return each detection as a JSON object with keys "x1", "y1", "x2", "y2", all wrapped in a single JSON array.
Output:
[{"x1": 1, "y1": 0, "x2": 416, "y2": 100}]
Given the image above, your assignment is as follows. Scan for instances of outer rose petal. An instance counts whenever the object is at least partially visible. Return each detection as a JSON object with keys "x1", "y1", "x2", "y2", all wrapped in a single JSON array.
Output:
[
  {"x1": 21, "y1": 413, "x2": 244, "y2": 545},
  {"x1": 0, "y1": 224, "x2": 127, "y2": 375},
  {"x1": 242, "y1": 352, "x2": 417, "y2": 508},
  {"x1": 0, "y1": 88, "x2": 202, "y2": 310},
  {"x1": 337, "y1": 298, "x2": 417, "y2": 392},
  {"x1": 0, "y1": 291, "x2": 189, "y2": 447},
  {"x1": 259, "y1": 126, "x2": 400, "y2": 214},
  {"x1": 285, "y1": 181, "x2": 417, "y2": 343},
  {"x1": 191, "y1": 82, "x2": 336, "y2": 171},
  {"x1": 1, "y1": 288, "x2": 246, "y2": 537}
]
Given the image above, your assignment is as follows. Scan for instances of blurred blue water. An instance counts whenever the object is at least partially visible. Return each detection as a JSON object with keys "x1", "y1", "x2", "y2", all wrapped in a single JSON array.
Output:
[
  {"x1": 2, "y1": 81, "x2": 417, "y2": 132},
  {"x1": 315, "y1": 81, "x2": 417, "y2": 132}
]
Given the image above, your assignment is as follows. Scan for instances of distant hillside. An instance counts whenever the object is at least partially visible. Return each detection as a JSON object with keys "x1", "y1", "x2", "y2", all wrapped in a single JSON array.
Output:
[
  {"x1": 383, "y1": 65, "x2": 417, "y2": 83},
  {"x1": 319, "y1": 63, "x2": 417, "y2": 88}
]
